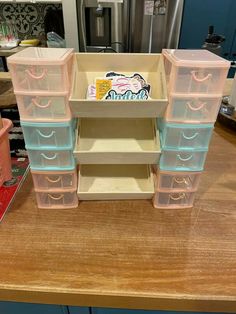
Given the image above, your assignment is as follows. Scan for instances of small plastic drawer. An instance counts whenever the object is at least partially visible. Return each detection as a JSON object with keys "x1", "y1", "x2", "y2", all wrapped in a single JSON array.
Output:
[
  {"x1": 15, "y1": 91, "x2": 71, "y2": 122},
  {"x1": 0, "y1": 118, "x2": 13, "y2": 186},
  {"x1": 160, "y1": 148, "x2": 208, "y2": 171},
  {"x1": 156, "y1": 170, "x2": 201, "y2": 191},
  {"x1": 163, "y1": 49, "x2": 230, "y2": 95},
  {"x1": 160, "y1": 121, "x2": 213, "y2": 149},
  {"x1": 35, "y1": 189, "x2": 78, "y2": 209},
  {"x1": 31, "y1": 169, "x2": 77, "y2": 191},
  {"x1": 7, "y1": 47, "x2": 73, "y2": 92},
  {"x1": 27, "y1": 147, "x2": 75, "y2": 171},
  {"x1": 153, "y1": 190, "x2": 195, "y2": 209},
  {"x1": 21, "y1": 120, "x2": 75, "y2": 149},
  {"x1": 166, "y1": 94, "x2": 222, "y2": 123}
]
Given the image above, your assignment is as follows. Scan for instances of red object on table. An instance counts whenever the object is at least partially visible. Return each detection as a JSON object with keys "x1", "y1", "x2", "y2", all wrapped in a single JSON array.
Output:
[{"x1": 0, "y1": 158, "x2": 29, "y2": 222}]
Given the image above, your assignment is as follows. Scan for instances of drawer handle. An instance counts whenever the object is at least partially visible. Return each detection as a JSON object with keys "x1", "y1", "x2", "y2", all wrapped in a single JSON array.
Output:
[
  {"x1": 41, "y1": 153, "x2": 57, "y2": 160},
  {"x1": 48, "y1": 193, "x2": 64, "y2": 201},
  {"x1": 25, "y1": 68, "x2": 47, "y2": 80},
  {"x1": 32, "y1": 98, "x2": 52, "y2": 109},
  {"x1": 174, "y1": 177, "x2": 188, "y2": 185},
  {"x1": 170, "y1": 193, "x2": 186, "y2": 201},
  {"x1": 36, "y1": 129, "x2": 55, "y2": 138},
  {"x1": 182, "y1": 132, "x2": 199, "y2": 140},
  {"x1": 177, "y1": 154, "x2": 193, "y2": 161},
  {"x1": 191, "y1": 71, "x2": 212, "y2": 82},
  {"x1": 46, "y1": 176, "x2": 62, "y2": 183},
  {"x1": 187, "y1": 101, "x2": 206, "y2": 111}
]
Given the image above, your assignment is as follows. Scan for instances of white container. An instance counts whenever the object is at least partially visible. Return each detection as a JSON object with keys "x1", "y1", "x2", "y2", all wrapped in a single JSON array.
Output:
[
  {"x1": 35, "y1": 189, "x2": 78, "y2": 209},
  {"x1": 31, "y1": 169, "x2": 77, "y2": 191},
  {"x1": 165, "y1": 93, "x2": 222, "y2": 123},
  {"x1": 74, "y1": 118, "x2": 161, "y2": 164},
  {"x1": 7, "y1": 47, "x2": 74, "y2": 92},
  {"x1": 163, "y1": 49, "x2": 230, "y2": 95},
  {"x1": 156, "y1": 170, "x2": 201, "y2": 191},
  {"x1": 15, "y1": 91, "x2": 71, "y2": 122},
  {"x1": 78, "y1": 164, "x2": 154, "y2": 200},
  {"x1": 153, "y1": 190, "x2": 195, "y2": 209},
  {"x1": 69, "y1": 53, "x2": 168, "y2": 117}
]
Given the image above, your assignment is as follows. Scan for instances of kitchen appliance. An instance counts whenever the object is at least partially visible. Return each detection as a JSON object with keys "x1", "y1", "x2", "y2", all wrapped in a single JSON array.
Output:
[{"x1": 76, "y1": 0, "x2": 184, "y2": 53}]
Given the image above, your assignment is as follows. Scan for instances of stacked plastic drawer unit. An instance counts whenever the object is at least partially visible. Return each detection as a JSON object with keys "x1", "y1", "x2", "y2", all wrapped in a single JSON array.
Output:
[
  {"x1": 154, "y1": 49, "x2": 230, "y2": 209},
  {"x1": 7, "y1": 47, "x2": 78, "y2": 209}
]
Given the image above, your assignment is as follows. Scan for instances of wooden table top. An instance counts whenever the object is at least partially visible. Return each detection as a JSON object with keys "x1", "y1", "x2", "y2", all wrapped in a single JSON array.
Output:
[{"x1": 0, "y1": 123, "x2": 235, "y2": 313}]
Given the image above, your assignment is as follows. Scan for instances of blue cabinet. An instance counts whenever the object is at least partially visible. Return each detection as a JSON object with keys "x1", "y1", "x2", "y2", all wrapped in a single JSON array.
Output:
[
  {"x1": 0, "y1": 301, "x2": 68, "y2": 314},
  {"x1": 179, "y1": 0, "x2": 236, "y2": 77},
  {"x1": 68, "y1": 306, "x2": 90, "y2": 314}
]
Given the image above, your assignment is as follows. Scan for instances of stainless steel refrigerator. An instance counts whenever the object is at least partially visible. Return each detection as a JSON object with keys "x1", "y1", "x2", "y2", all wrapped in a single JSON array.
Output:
[{"x1": 76, "y1": 0, "x2": 184, "y2": 53}]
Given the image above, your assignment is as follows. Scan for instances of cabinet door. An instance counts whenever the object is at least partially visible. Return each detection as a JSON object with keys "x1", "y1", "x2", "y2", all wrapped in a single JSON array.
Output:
[
  {"x1": 179, "y1": 0, "x2": 235, "y2": 57},
  {"x1": 0, "y1": 301, "x2": 67, "y2": 314},
  {"x1": 68, "y1": 307, "x2": 90, "y2": 314},
  {"x1": 91, "y1": 309, "x2": 221, "y2": 314}
]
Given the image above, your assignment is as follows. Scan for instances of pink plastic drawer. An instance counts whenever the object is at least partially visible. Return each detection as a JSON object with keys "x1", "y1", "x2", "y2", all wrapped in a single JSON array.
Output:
[
  {"x1": 15, "y1": 91, "x2": 71, "y2": 121},
  {"x1": 8, "y1": 47, "x2": 73, "y2": 92},
  {"x1": 31, "y1": 169, "x2": 77, "y2": 191},
  {"x1": 163, "y1": 49, "x2": 230, "y2": 95},
  {"x1": 153, "y1": 190, "x2": 195, "y2": 209},
  {"x1": 0, "y1": 118, "x2": 13, "y2": 187},
  {"x1": 156, "y1": 170, "x2": 201, "y2": 191},
  {"x1": 35, "y1": 189, "x2": 78, "y2": 209},
  {"x1": 166, "y1": 94, "x2": 222, "y2": 123}
]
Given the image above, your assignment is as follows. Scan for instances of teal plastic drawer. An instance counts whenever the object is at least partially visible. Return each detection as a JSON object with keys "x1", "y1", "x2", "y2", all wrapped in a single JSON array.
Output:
[
  {"x1": 27, "y1": 145, "x2": 76, "y2": 171},
  {"x1": 21, "y1": 120, "x2": 75, "y2": 149},
  {"x1": 160, "y1": 121, "x2": 213, "y2": 150},
  {"x1": 160, "y1": 147, "x2": 208, "y2": 171}
]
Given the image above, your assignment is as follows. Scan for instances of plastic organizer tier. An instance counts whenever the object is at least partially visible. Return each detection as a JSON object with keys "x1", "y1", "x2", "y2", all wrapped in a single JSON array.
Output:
[
  {"x1": 153, "y1": 189, "x2": 196, "y2": 209},
  {"x1": 31, "y1": 169, "x2": 77, "y2": 191},
  {"x1": 155, "y1": 170, "x2": 201, "y2": 191},
  {"x1": 160, "y1": 147, "x2": 208, "y2": 172},
  {"x1": 0, "y1": 119, "x2": 13, "y2": 187},
  {"x1": 162, "y1": 49, "x2": 230, "y2": 95},
  {"x1": 7, "y1": 47, "x2": 74, "y2": 93},
  {"x1": 15, "y1": 91, "x2": 71, "y2": 122},
  {"x1": 27, "y1": 144, "x2": 76, "y2": 171},
  {"x1": 21, "y1": 120, "x2": 75, "y2": 149},
  {"x1": 35, "y1": 188, "x2": 78, "y2": 209},
  {"x1": 165, "y1": 93, "x2": 222, "y2": 123},
  {"x1": 159, "y1": 120, "x2": 214, "y2": 150},
  {"x1": 69, "y1": 53, "x2": 168, "y2": 118}
]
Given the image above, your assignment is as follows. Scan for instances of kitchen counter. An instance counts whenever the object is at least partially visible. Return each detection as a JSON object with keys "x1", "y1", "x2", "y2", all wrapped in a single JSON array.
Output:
[{"x1": 0, "y1": 79, "x2": 235, "y2": 313}]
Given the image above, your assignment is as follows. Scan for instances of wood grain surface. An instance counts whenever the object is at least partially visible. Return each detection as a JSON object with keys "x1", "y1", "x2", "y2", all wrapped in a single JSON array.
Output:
[{"x1": 0, "y1": 124, "x2": 235, "y2": 312}]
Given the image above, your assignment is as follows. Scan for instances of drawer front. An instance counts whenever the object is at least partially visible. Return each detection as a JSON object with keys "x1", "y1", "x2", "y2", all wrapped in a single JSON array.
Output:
[
  {"x1": 161, "y1": 123, "x2": 213, "y2": 149},
  {"x1": 166, "y1": 95, "x2": 222, "y2": 123},
  {"x1": 21, "y1": 122, "x2": 74, "y2": 149},
  {"x1": 157, "y1": 171, "x2": 201, "y2": 191},
  {"x1": 35, "y1": 189, "x2": 78, "y2": 209},
  {"x1": 173, "y1": 66, "x2": 228, "y2": 94},
  {"x1": 16, "y1": 93, "x2": 71, "y2": 121},
  {"x1": 160, "y1": 149, "x2": 207, "y2": 171},
  {"x1": 31, "y1": 170, "x2": 77, "y2": 190},
  {"x1": 154, "y1": 190, "x2": 195, "y2": 209},
  {"x1": 27, "y1": 149, "x2": 75, "y2": 171},
  {"x1": 9, "y1": 63, "x2": 69, "y2": 92}
]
